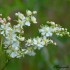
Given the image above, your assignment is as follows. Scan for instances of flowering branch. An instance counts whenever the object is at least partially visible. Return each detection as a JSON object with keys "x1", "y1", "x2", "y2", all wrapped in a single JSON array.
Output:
[{"x1": 0, "y1": 10, "x2": 70, "y2": 58}]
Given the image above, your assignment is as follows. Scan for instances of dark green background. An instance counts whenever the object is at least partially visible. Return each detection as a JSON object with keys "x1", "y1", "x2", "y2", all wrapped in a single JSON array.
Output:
[{"x1": 0, "y1": 0, "x2": 70, "y2": 70}]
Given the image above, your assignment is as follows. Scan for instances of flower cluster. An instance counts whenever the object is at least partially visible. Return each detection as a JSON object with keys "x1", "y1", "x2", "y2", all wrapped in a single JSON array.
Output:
[
  {"x1": 26, "y1": 37, "x2": 56, "y2": 50},
  {"x1": 0, "y1": 10, "x2": 37, "y2": 58},
  {"x1": 0, "y1": 10, "x2": 70, "y2": 58},
  {"x1": 39, "y1": 21, "x2": 70, "y2": 37},
  {"x1": 15, "y1": 10, "x2": 37, "y2": 27}
]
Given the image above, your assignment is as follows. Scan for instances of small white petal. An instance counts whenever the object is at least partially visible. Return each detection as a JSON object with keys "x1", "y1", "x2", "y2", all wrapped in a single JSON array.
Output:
[
  {"x1": 10, "y1": 52, "x2": 17, "y2": 58},
  {"x1": 25, "y1": 21, "x2": 30, "y2": 26},
  {"x1": 19, "y1": 37, "x2": 25, "y2": 41},
  {"x1": 31, "y1": 16, "x2": 37, "y2": 24}
]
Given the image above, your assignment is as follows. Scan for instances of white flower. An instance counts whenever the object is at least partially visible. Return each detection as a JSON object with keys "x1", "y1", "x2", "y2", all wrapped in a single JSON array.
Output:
[
  {"x1": 22, "y1": 16, "x2": 26, "y2": 20},
  {"x1": 39, "y1": 26, "x2": 53, "y2": 37},
  {"x1": 31, "y1": 16, "x2": 37, "y2": 23},
  {"x1": 33, "y1": 11, "x2": 37, "y2": 14},
  {"x1": 15, "y1": 12, "x2": 24, "y2": 19},
  {"x1": 12, "y1": 41, "x2": 19, "y2": 48},
  {"x1": 18, "y1": 37, "x2": 25, "y2": 41},
  {"x1": 33, "y1": 38, "x2": 37, "y2": 44},
  {"x1": 26, "y1": 39, "x2": 33, "y2": 46},
  {"x1": 0, "y1": 22, "x2": 12, "y2": 36},
  {"x1": 18, "y1": 19, "x2": 24, "y2": 24},
  {"x1": 0, "y1": 10, "x2": 69, "y2": 58},
  {"x1": 26, "y1": 10, "x2": 32, "y2": 16},
  {"x1": 25, "y1": 21, "x2": 30, "y2": 26},
  {"x1": 4, "y1": 39, "x2": 11, "y2": 48},
  {"x1": 10, "y1": 52, "x2": 18, "y2": 58},
  {"x1": 33, "y1": 37, "x2": 45, "y2": 49},
  {"x1": 26, "y1": 37, "x2": 45, "y2": 50},
  {"x1": 46, "y1": 32, "x2": 52, "y2": 37},
  {"x1": 13, "y1": 24, "x2": 21, "y2": 33}
]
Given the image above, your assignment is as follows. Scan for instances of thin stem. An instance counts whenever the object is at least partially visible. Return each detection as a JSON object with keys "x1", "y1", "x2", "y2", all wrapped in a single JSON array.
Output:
[
  {"x1": 1, "y1": 36, "x2": 2, "y2": 49},
  {"x1": 0, "y1": 36, "x2": 11, "y2": 70},
  {"x1": 1, "y1": 58, "x2": 11, "y2": 70}
]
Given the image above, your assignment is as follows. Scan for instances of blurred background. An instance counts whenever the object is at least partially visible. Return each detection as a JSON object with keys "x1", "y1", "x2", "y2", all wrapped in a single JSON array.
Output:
[{"x1": 0, "y1": 0, "x2": 70, "y2": 70}]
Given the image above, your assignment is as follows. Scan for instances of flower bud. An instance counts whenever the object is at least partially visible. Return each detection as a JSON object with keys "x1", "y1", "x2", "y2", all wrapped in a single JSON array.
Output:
[
  {"x1": 31, "y1": 16, "x2": 37, "y2": 23},
  {"x1": 19, "y1": 37, "x2": 25, "y2": 41},
  {"x1": 26, "y1": 10, "x2": 32, "y2": 16},
  {"x1": 7, "y1": 16, "x2": 11, "y2": 21},
  {"x1": 33, "y1": 11, "x2": 37, "y2": 14}
]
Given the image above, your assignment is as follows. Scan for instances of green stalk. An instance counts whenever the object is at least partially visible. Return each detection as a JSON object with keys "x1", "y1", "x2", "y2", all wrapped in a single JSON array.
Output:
[
  {"x1": 1, "y1": 37, "x2": 3, "y2": 49},
  {"x1": 1, "y1": 58, "x2": 11, "y2": 70}
]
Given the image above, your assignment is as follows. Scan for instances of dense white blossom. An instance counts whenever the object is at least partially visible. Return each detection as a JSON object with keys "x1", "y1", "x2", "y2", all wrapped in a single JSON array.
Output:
[
  {"x1": 39, "y1": 21, "x2": 70, "y2": 37},
  {"x1": 0, "y1": 10, "x2": 70, "y2": 58},
  {"x1": 26, "y1": 37, "x2": 56, "y2": 50},
  {"x1": 15, "y1": 10, "x2": 37, "y2": 27},
  {"x1": 0, "y1": 22, "x2": 12, "y2": 36}
]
